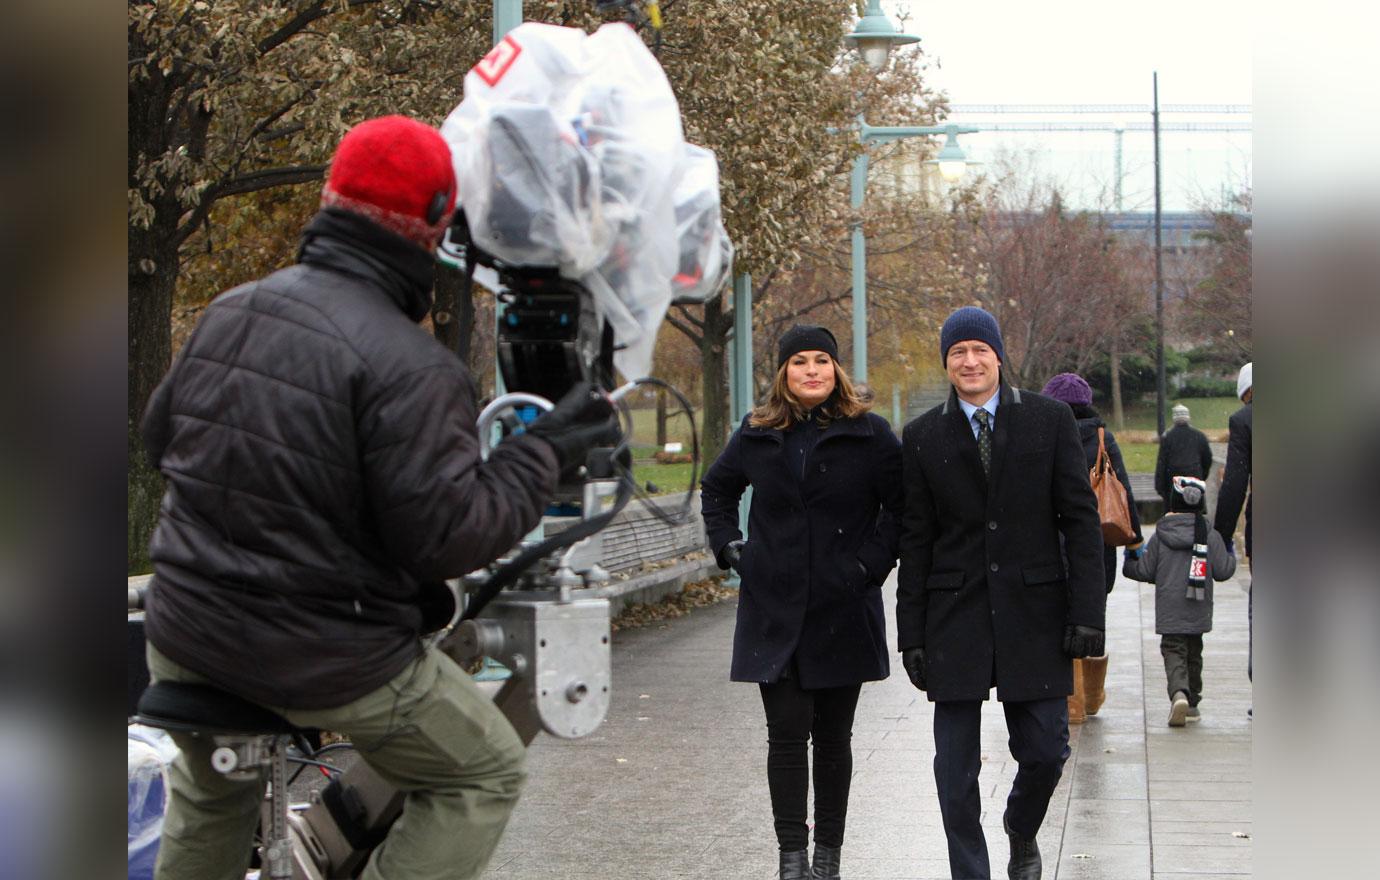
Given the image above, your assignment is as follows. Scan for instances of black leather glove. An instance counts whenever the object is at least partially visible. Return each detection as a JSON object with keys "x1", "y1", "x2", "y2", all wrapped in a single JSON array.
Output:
[
  {"x1": 902, "y1": 647, "x2": 927, "y2": 691},
  {"x1": 1063, "y1": 624, "x2": 1105, "y2": 658},
  {"x1": 523, "y1": 382, "x2": 619, "y2": 478},
  {"x1": 721, "y1": 539, "x2": 746, "y2": 570}
]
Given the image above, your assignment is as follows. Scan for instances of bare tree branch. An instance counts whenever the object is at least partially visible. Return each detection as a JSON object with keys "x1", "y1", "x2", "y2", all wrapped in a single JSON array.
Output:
[
  {"x1": 258, "y1": 0, "x2": 383, "y2": 55},
  {"x1": 665, "y1": 311, "x2": 702, "y2": 343}
]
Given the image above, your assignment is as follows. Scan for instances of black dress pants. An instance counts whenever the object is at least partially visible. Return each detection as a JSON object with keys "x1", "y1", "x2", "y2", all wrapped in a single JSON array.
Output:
[
  {"x1": 933, "y1": 697, "x2": 1070, "y2": 879},
  {"x1": 759, "y1": 676, "x2": 862, "y2": 851}
]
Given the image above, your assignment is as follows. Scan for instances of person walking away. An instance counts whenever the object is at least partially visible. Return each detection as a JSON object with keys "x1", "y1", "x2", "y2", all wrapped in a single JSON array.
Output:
[
  {"x1": 897, "y1": 308, "x2": 1105, "y2": 880},
  {"x1": 1039, "y1": 373, "x2": 1144, "y2": 724},
  {"x1": 140, "y1": 116, "x2": 618, "y2": 880},
  {"x1": 1213, "y1": 362, "x2": 1253, "y2": 717},
  {"x1": 701, "y1": 325, "x2": 903, "y2": 880},
  {"x1": 1155, "y1": 403, "x2": 1213, "y2": 505},
  {"x1": 1123, "y1": 477, "x2": 1237, "y2": 725}
]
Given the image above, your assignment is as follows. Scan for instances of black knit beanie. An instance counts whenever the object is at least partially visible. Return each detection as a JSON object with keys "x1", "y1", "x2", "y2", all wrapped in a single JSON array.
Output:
[
  {"x1": 939, "y1": 306, "x2": 1005, "y2": 366},
  {"x1": 777, "y1": 325, "x2": 839, "y2": 367}
]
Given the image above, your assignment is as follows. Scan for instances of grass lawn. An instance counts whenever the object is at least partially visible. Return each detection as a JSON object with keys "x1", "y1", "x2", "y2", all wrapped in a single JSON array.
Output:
[
  {"x1": 1114, "y1": 395, "x2": 1238, "y2": 473},
  {"x1": 1119, "y1": 442, "x2": 1159, "y2": 473},
  {"x1": 631, "y1": 460, "x2": 699, "y2": 495},
  {"x1": 1118, "y1": 396, "x2": 1237, "y2": 433},
  {"x1": 626, "y1": 407, "x2": 702, "y2": 446},
  {"x1": 622, "y1": 409, "x2": 705, "y2": 495},
  {"x1": 625, "y1": 443, "x2": 700, "y2": 497}
]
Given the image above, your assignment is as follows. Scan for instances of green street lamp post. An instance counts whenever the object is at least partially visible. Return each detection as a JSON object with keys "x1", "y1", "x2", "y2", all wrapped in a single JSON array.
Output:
[
  {"x1": 850, "y1": 121, "x2": 977, "y2": 383},
  {"x1": 844, "y1": 0, "x2": 920, "y2": 71},
  {"x1": 494, "y1": 0, "x2": 521, "y2": 41}
]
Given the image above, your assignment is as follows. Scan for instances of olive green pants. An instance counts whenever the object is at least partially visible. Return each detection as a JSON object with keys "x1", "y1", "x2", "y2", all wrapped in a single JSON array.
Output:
[{"x1": 147, "y1": 643, "x2": 526, "y2": 880}]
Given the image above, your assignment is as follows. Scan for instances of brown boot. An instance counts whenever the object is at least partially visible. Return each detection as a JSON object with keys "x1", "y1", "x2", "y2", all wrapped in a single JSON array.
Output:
[
  {"x1": 1083, "y1": 654, "x2": 1108, "y2": 716},
  {"x1": 1067, "y1": 659, "x2": 1086, "y2": 725}
]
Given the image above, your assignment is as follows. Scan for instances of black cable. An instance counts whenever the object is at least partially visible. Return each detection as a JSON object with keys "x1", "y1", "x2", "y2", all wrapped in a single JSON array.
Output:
[
  {"x1": 460, "y1": 453, "x2": 635, "y2": 622},
  {"x1": 614, "y1": 377, "x2": 700, "y2": 527},
  {"x1": 456, "y1": 377, "x2": 693, "y2": 620}
]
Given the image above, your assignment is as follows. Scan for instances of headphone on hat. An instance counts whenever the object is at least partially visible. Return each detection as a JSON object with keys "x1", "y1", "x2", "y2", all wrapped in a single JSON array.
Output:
[{"x1": 426, "y1": 187, "x2": 453, "y2": 226}]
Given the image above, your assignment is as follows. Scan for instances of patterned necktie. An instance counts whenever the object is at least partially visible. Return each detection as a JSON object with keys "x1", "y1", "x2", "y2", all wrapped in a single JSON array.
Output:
[{"x1": 973, "y1": 408, "x2": 992, "y2": 476}]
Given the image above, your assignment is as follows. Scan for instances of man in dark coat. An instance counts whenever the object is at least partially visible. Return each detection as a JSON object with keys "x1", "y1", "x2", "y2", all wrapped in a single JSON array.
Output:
[
  {"x1": 1213, "y1": 362, "x2": 1253, "y2": 682},
  {"x1": 1155, "y1": 403, "x2": 1214, "y2": 503},
  {"x1": 140, "y1": 116, "x2": 616, "y2": 880},
  {"x1": 897, "y1": 307, "x2": 1105, "y2": 880}
]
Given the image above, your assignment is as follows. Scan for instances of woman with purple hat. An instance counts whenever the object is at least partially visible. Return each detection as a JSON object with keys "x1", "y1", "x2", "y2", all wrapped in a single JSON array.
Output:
[
  {"x1": 1039, "y1": 372, "x2": 1144, "y2": 723},
  {"x1": 701, "y1": 325, "x2": 903, "y2": 880}
]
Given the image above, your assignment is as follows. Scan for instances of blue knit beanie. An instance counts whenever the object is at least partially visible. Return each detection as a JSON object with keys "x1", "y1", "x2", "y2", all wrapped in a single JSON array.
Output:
[{"x1": 940, "y1": 306, "x2": 1005, "y2": 366}]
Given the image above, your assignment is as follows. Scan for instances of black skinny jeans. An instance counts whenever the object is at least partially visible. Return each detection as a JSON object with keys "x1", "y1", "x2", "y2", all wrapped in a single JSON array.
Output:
[{"x1": 759, "y1": 676, "x2": 862, "y2": 851}]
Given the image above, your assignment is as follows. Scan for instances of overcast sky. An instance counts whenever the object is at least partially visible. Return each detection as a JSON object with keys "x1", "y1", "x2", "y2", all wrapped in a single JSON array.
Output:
[
  {"x1": 894, "y1": 0, "x2": 1251, "y2": 105},
  {"x1": 885, "y1": 0, "x2": 1253, "y2": 210}
]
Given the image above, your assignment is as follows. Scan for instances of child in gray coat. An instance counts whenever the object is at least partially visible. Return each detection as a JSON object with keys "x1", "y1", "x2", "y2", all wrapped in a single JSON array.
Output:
[{"x1": 1123, "y1": 476, "x2": 1237, "y2": 726}]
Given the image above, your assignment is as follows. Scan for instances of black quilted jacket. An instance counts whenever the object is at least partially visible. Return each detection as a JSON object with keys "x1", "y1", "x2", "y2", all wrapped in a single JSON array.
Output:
[{"x1": 142, "y1": 209, "x2": 558, "y2": 709}]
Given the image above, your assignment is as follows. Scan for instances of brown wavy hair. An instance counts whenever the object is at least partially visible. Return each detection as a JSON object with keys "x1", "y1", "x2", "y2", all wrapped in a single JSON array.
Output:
[{"x1": 749, "y1": 356, "x2": 871, "y2": 430}]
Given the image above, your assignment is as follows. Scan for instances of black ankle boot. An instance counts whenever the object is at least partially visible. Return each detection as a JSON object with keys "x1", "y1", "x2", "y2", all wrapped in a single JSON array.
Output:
[
  {"x1": 779, "y1": 849, "x2": 810, "y2": 880},
  {"x1": 1004, "y1": 816, "x2": 1041, "y2": 879},
  {"x1": 812, "y1": 843, "x2": 841, "y2": 879}
]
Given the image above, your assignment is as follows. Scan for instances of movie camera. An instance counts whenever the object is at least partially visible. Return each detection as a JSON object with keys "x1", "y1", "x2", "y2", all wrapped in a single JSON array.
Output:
[{"x1": 129, "y1": 21, "x2": 731, "y2": 879}]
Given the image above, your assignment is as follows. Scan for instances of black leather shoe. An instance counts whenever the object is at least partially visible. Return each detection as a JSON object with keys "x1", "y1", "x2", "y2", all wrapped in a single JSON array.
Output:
[
  {"x1": 1004, "y1": 816, "x2": 1041, "y2": 879},
  {"x1": 779, "y1": 849, "x2": 810, "y2": 880},
  {"x1": 812, "y1": 843, "x2": 841, "y2": 879}
]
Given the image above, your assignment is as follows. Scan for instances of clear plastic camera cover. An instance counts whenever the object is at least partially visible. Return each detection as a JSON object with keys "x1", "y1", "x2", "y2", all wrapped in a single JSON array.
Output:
[{"x1": 441, "y1": 22, "x2": 730, "y2": 379}]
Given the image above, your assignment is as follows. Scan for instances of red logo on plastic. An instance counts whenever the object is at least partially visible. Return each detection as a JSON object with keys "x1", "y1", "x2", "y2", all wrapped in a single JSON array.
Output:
[{"x1": 474, "y1": 35, "x2": 522, "y2": 87}]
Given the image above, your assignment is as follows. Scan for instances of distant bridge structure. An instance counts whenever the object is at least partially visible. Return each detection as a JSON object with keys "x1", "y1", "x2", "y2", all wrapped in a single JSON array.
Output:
[{"x1": 945, "y1": 104, "x2": 1252, "y2": 211}]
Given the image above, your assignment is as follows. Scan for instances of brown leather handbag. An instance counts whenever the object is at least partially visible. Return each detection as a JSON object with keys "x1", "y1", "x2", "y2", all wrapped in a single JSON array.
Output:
[{"x1": 1091, "y1": 427, "x2": 1137, "y2": 545}]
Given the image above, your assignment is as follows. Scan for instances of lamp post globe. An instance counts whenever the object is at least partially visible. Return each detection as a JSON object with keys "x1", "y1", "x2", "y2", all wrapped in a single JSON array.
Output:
[
  {"x1": 934, "y1": 126, "x2": 969, "y2": 181},
  {"x1": 845, "y1": 0, "x2": 920, "y2": 71}
]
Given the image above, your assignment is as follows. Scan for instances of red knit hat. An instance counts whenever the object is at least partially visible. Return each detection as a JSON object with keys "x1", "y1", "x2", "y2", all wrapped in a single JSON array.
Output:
[{"x1": 320, "y1": 115, "x2": 457, "y2": 251}]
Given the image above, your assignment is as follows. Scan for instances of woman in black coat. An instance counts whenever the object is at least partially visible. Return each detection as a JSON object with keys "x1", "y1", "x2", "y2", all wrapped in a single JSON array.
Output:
[
  {"x1": 701, "y1": 325, "x2": 902, "y2": 880},
  {"x1": 1041, "y1": 372, "x2": 1144, "y2": 722}
]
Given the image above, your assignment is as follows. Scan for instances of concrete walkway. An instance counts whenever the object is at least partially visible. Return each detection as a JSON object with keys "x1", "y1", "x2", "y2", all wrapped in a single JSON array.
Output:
[{"x1": 482, "y1": 549, "x2": 1253, "y2": 879}]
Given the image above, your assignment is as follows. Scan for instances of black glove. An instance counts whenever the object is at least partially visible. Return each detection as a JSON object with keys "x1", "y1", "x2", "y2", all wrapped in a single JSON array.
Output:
[
  {"x1": 1063, "y1": 624, "x2": 1105, "y2": 658},
  {"x1": 721, "y1": 539, "x2": 746, "y2": 570},
  {"x1": 856, "y1": 560, "x2": 871, "y2": 587},
  {"x1": 902, "y1": 647, "x2": 927, "y2": 691},
  {"x1": 523, "y1": 382, "x2": 619, "y2": 478}
]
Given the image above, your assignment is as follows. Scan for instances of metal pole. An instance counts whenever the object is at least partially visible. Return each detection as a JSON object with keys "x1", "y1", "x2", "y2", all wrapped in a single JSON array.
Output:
[
  {"x1": 1114, "y1": 126, "x2": 1124, "y2": 212},
  {"x1": 490, "y1": 0, "x2": 523, "y2": 397},
  {"x1": 1153, "y1": 72, "x2": 1166, "y2": 438},
  {"x1": 733, "y1": 273, "x2": 753, "y2": 422},
  {"x1": 731, "y1": 273, "x2": 753, "y2": 563},
  {"x1": 850, "y1": 152, "x2": 871, "y2": 384},
  {"x1": 493, "y1": 0, "x2": 522, "y2": 41}
]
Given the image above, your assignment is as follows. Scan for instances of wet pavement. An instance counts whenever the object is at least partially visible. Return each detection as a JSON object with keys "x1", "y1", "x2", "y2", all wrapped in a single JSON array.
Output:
[{"x1": 482, "y1": 544, "x2": 1252, "y2": 879}]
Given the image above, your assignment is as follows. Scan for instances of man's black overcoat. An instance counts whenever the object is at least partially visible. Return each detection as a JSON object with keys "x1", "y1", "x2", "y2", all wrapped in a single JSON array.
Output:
[
  {"x1": 1213, "y1": 402, "x2": 1252, "y2": 555},
  {"x1": 896, "y1": 384, "x2": 1105, "y2": 703},
  {"x1": 1154, "y1": 422, "x2": 1214, "y2": 502},
  {"x1": 701, "y1": 412, "x2": 902, "y2": 689}
]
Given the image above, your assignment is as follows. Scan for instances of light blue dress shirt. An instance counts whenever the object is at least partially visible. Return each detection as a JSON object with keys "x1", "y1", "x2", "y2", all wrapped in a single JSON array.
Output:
[{"x1": 957, "y1": 391, "x2": 1000, "y2": 440}]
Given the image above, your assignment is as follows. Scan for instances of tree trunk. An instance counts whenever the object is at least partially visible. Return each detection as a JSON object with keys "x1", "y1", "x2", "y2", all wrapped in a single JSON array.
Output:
[
  {"x1": 128, "y1": 218, "x2": 180, "y2": 572},
  {"x1": 1110, "y1": 336, "x2": 1125, "y2": 431},
  {"x1": 655, "y1": 388, "x2": 668, "y2": 447},
  {"x1": 699, "y1": 296, "x2": 732, "y2": 470},
  {"x1": 431, "y1": 261, "x2": 476, "y2": 363}
]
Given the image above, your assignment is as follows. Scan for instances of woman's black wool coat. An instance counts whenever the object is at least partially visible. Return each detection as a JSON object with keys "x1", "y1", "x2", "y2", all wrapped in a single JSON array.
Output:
[{"x1": 701, "y1": 411, "x2": 903, "y2": 689}]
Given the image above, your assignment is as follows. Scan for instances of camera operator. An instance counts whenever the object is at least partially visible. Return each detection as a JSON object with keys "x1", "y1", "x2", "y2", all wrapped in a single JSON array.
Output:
[{"x1": 139, "y1": 115, "x2": 616, "y2": 880}]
